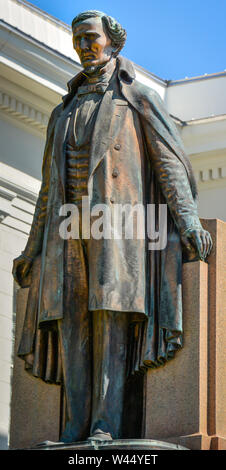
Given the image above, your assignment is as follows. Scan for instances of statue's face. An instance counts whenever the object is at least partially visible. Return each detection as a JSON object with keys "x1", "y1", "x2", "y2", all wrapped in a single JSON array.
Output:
[{"x1": 72, "y1": 17, "x2": 114, "y2": 69}]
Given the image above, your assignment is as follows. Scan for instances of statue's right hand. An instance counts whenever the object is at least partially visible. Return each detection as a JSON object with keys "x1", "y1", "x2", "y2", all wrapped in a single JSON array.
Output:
[{"x1": 12, "y1": 254, "x2": 33, "y2": 286}]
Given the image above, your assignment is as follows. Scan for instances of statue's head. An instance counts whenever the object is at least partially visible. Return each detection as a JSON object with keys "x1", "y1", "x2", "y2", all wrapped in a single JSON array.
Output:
[{"x1": 72, "y1": 10, "x2": 127, "y2": 70}]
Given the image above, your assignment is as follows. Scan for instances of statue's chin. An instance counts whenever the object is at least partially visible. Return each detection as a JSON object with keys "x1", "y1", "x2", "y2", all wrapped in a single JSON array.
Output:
[{"x1": 83, "y1": 60, "x2": 111, "y2": 76}]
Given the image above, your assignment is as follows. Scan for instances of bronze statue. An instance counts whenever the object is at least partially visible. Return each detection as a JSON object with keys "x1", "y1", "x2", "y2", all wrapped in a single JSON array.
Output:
[{"x1": 12, "y1": 10, "x2": 212, "y2": 443}]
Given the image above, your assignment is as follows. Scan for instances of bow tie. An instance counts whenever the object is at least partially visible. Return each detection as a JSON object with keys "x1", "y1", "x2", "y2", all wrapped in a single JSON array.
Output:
[{"x1": 77, "y1": 83, "x2": 108, "y2": 97}]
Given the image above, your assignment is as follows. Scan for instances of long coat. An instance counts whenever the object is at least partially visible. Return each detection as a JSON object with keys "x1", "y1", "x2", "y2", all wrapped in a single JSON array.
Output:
[{"x1": 18, "y1": 56, "x2": 201, "y2": 377}]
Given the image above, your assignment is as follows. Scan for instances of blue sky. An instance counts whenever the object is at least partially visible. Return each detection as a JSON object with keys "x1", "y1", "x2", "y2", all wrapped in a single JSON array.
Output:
[{"x1": 28, "y1": 0, "x2": 226, "y2": 80}]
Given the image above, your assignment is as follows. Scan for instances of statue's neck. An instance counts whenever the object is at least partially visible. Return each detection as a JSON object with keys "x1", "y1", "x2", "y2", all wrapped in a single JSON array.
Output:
[{"x1": 82, "y1": 58, "x2": 116, "y2": 84}]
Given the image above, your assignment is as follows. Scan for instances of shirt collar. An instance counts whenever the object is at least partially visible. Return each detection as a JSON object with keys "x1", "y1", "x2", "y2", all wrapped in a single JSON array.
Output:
[{"x1": 65, "y1": 56, "x2": 136, "y2": 99}]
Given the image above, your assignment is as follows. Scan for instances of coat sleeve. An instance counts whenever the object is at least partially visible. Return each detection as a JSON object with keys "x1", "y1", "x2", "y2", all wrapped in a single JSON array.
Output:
[
  {"x1": 22, "y1": 105, "x2": 62, "y2": 259},
  {"x1": 140, "y1": 115, "x2": 202, "y2": 235}
]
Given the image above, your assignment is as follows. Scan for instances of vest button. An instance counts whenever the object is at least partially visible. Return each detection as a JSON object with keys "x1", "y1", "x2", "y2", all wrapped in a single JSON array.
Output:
[
  {"x1": 114, "y1": 144, "x2": 121, "y2": 150},
  {"x1": 112, "y1": 168, "x2": 119, "y2": 177}
]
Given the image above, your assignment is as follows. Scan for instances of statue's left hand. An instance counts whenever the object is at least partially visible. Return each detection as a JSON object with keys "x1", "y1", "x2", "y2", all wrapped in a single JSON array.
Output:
[
  {"x1": 181, "y1": 228, "x2": 213, "y2": 261},
  {"x1": 12, "y1": 254, "x2": 33, "y2": 286}
]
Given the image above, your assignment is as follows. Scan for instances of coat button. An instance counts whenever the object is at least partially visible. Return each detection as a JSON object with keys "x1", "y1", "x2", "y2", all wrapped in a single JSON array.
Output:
[
  {"x1": 112, "y1": 168, "x2": 119, "y2": 178},
  {"x1": 114, "y1": 144, "x2": 121, "y2": 150}
]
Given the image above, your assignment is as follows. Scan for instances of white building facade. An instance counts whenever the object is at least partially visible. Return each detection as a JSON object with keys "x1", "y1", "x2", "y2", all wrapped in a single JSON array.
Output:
[{"x1": 0, "y1": 0, "x2": 226, "y2": 449}]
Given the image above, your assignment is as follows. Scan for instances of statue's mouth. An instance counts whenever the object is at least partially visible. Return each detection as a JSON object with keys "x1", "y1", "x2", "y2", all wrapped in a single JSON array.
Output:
[{"x1": 81, "y1": 54, "x2": 96, "y2": 61}]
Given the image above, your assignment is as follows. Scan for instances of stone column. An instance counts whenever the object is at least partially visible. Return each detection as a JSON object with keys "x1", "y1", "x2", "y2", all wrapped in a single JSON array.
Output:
[
  {"x1": 202, "y1": 219, "x2": 226, "y2": 450},
  {"x1": 145, "y1": 260, "x2": 210, "y2": 449},
  {"x1": 144, "y1": 218, "x2": 226, "y2": 450}
]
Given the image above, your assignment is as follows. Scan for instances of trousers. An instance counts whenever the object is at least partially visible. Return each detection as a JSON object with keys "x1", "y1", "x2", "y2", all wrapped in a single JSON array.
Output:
[{"x1": 58, "y1": 238, "x2": 130, "y2": 442}]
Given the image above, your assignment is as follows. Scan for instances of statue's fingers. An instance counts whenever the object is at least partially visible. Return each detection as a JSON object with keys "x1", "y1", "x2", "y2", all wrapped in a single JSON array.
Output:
[
  {"x1": 192, "y1": 231, "x2": 204, "y2": 259},
  {"x1": 13, "y1": 265, "x2": 21, "y2": 285},
  {"x1": 12, "y1": 267, "x2": 18, "y2": 283},
  {"x1": 205, "y1": 232, "x2": 212, "y2": 257},
  {"x1": 12, "y1": 260, "x2": 20, "y2": 282},
  {"x1": 201, "y1": 232, "x2": 208, "y2": 259},
  {"x1": 21, "y1": 262, "x2": 30, "y2": 278},
  {"x1": 207, "y1": 233, "x2": 213, "y2": 255}
]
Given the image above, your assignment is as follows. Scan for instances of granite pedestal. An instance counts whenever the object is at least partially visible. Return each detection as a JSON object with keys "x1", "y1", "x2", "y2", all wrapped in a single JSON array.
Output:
[
  {"x1": 9, "y1": 219, "x2": 226, "y2": 450},
  {"x1": 145, "y1": 219, "x2": 226, "y2": 450}
]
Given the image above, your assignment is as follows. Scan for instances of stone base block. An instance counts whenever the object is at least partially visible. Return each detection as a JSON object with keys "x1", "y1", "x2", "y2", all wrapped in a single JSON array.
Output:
[
  {"x1": 9, "y1": 288, "x2": 61, "y2": 449},
  {"x1": 165, "y1": 434, "x2": 211, "y2": 450},
  {"x1": 210, "y1": 436, "x2": 226, "y2": 450},
  {"x1": 28, "y1": 438, "x2": 188, "y2": 451},
  {"x1": 145, "y1": 261, "x2": 208, "y2": 440}
]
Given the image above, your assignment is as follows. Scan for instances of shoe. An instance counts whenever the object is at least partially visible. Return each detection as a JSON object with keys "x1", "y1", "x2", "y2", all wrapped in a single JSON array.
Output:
[{"x1": 88, "y1": 428, "x2": 113, "y2": 441}]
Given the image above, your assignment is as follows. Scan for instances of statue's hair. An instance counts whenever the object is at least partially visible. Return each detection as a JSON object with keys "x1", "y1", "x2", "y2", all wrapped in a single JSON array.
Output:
[{"x1": 71, "y1": 10, "x2": 127, "y2": 56}]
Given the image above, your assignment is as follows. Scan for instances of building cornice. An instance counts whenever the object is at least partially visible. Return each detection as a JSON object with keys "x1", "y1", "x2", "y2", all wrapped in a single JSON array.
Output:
[
  {"x1": 186, "y1": 114, "x2": 226, "y2": 126},
  {"x1": 195, "y1": 166, "x2": 226, "y2": 185},
  {"x1": 13, "y1": 0, "x2": 72, "y2": 32},
  {"x1": 169, "y1": 71, "x2": 226, "y2": 86},
  {"x1": 9, "y1": 1, "x2": 226, "y2": 86},
  {"x1": 0, "y1": 19, "x2": 166, "y2": 98},
  {"x1": 0, "y1": 19, "x2": 79, "y2": 67},
  {"x1": 172, "y1": 114, "x2": 226, "y2": 127},
  {"x1": 0, "y1": 162, "x2": 39, "y2": 234},
  {"x1": 0, "y1": 90, "x2": 49, "y2": 132}
]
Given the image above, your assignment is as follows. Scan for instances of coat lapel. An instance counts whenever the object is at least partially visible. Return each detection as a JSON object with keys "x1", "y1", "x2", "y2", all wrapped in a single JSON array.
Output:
[
  {"x1": 88, "y1": 82, "x2": 116, "y2": 182},
  {"x1": 87, "y1": 58, "x2": 134, "y2": 186},
  {"x1": 52, "y1": 96, "x2": 78, "y2": 202}
]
